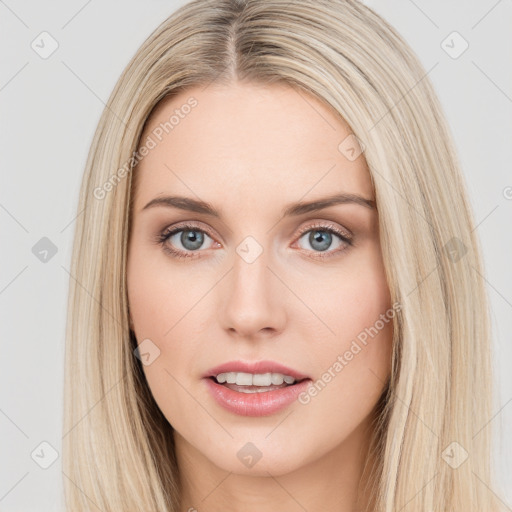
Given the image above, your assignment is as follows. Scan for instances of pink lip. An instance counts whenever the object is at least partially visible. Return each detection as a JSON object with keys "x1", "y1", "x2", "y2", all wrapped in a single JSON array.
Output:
[
  {"x1": 202, "y1": 359, "x2": 311, "y2": 417},
  {"x1": 204, "y1": 377, "x2": 311, "y2": 417},
  {"x1": 203, "y1": 360, "x2": 310, "y2": 381}
]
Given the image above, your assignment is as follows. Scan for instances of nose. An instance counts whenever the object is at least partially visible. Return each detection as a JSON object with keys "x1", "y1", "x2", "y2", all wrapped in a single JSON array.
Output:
[{"x1": 218, "y1": 240, "x2": 287, "y2": 341}]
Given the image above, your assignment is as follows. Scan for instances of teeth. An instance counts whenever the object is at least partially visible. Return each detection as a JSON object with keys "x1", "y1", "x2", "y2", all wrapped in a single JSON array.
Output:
[
  {"x1": 271, "y1": 373, "x2": 284, "y2": 385},
  {"x1": 252, "y1": 372, "x2": 272, "y2": 386},
  {"x1": 215, "y1": 371, "x2": 297, "y2": 386},
  {"x1": 235, "y1": 373, "x2": 253, "y2": 386}
]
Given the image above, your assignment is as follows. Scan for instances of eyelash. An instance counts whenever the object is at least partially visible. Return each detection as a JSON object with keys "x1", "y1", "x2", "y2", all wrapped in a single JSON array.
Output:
[{"x1": 155, "y1": 221, "x2": 353, "y2": 261}]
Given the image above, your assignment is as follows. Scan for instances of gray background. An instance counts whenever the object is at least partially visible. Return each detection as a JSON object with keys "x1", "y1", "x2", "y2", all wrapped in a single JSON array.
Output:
[{"x1": 1, "y1": 0, "x2": 511, "y2": 510}]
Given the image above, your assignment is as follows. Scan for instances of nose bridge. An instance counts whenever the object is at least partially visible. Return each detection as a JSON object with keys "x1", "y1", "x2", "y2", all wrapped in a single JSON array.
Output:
[
  {"x1": 231, "y1": 233, "x2": 272, "y2": 301},
  {"x1": 219, "y1": 231, "x2": 286, "y2": 337}
]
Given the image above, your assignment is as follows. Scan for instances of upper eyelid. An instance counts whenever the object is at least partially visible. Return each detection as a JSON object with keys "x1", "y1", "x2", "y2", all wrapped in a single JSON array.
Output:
[
  {"x1": 295, "y1": 221, "x2": 351, "y2": 238},
  {"x1": 162, "y1": 221, "x2": 216, "y2": 240},
  {"x1": 162, "y1": 220, "x2": 352, "y2": 244}
]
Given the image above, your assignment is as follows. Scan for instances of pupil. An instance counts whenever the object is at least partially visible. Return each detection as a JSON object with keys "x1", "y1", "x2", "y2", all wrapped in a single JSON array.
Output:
[
  {"x1": 181, "y1": 230, "x2": 203, "y2": 250},
  {"x1": 310, "y1": 230, "x2": 331, "y2": 252}
]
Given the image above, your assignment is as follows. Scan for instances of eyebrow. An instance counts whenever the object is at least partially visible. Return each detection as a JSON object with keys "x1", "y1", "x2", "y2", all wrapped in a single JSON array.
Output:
[{"x1": 141, "y1": 192, "x2": 376, "y2": 217}]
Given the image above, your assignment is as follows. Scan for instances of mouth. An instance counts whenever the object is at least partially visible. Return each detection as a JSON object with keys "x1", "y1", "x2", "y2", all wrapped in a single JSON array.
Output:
[
  {"x1": 202, "y1": 360, "x2": 312, "y2": 416},
  {"x1": 207, "y1": 373, "x2": 310, "y2": 393},
  {"x1": 204, "y1": 359, "x2": 310, "y2": 380}
]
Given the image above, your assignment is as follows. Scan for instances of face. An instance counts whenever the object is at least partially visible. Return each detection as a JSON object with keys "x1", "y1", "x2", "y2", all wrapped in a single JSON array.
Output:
[{"x1": 127, "y1": 81, "x2": 393, "y2": 478}]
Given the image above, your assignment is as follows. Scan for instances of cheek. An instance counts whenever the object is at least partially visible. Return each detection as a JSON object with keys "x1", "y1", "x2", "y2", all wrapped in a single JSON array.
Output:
[
  {"x1": 293, "y1": 244, "x2": 393, "y2": 422},
  {"x1": 127, "y1": 243, "x2": 202, "y2": 338},
  {"x1": 295, "y1": 241, "x2": 392, "y2": 352},
  {"x1": 126, "y1": 245, "x2": 210, "y2": 427}
]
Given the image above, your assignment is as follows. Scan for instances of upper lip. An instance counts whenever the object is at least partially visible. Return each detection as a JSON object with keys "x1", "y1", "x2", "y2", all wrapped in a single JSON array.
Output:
[{"x1": 204, "y1": 360, "x2": 310, "y2": 381}]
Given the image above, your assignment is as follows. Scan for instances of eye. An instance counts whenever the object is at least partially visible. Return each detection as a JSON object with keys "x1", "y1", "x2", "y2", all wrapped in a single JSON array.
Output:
[
  {"x1": 155, "y1": 221, "x2": 353, "y2": 260},
  {"x1": 293, "y1": 222, "x2": 353, "y2": 259},
  {"x1": 156, "y1": 223, "x2": 217, "y2": 260}
]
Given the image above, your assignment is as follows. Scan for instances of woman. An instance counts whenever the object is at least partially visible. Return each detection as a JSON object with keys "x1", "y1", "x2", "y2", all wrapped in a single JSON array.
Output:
[{"x1": 62, "y1": 0, "x2": 505, "y2": 510}]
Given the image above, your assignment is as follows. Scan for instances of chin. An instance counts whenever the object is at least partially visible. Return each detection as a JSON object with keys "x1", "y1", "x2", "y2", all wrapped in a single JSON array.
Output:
[{"x1": 202, "y1": 437, "x2": 312, "y2": 477}]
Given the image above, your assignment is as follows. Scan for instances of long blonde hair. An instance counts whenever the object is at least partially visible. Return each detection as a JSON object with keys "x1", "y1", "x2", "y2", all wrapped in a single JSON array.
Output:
[{"x1": 62, "y1": 0, "x2": 504, "y2": 510}]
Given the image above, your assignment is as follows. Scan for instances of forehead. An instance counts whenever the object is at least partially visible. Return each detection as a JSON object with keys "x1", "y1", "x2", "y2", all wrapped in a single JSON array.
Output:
[{"x1": 133, "y1": 81, "x2": 373, "y2": 210}]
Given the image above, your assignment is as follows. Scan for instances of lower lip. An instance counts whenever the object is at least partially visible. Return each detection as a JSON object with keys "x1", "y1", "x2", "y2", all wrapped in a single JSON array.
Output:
[{"x1": 204, "y1": 377, "x2": 311, "y2": 417}]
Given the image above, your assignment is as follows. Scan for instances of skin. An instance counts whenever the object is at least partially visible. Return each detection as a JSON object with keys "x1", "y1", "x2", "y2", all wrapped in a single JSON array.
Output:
[{"x1": 127, "y1": 81, "x2": 393, "y2": 512}]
